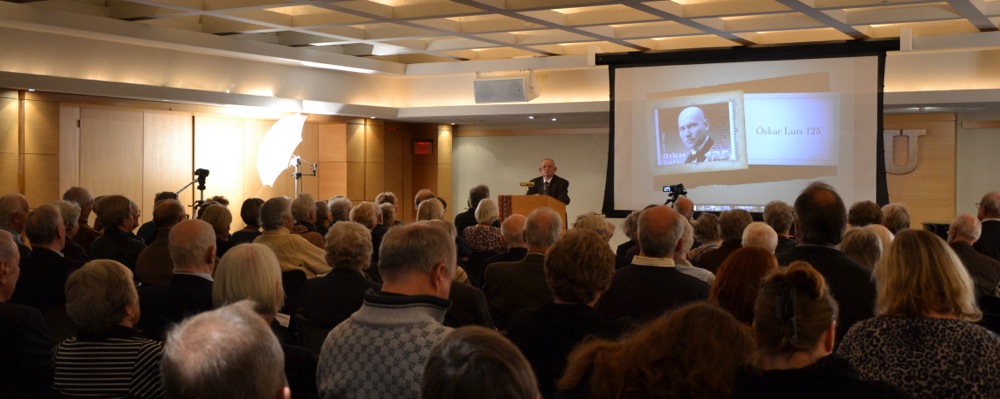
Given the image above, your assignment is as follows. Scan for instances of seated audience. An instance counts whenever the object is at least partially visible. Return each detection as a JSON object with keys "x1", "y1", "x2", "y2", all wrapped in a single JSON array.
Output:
[
  {"x1": 974, "y1": 191, "x2": 1000, "y2": 261},
  {"x1": 253, "y1": 197, "x2": 330, "y2": 278},
  {"x1": 162, "y1": 301, "x2": 291, "y2": 399},
  {"x1": 315, "y1": 200, "x2": 332, "y2": 237},
  {"x1": 351, "y1": 201, "x2": 385, "y2": 282},
  {"x1": 480, "y1": 214, "x2": 528, "y2": 274},
  {"x1": 414, "y1": 189, "x2": 437, "y2": 212},
  {"x1": 866, "y1": 224, "x2": 895, "y2": 254},
  {"x1": 136, "y1": 191, "x2": 178, "y2": 244},
  {"x1": 422, "y1": 326, "x2": 539, "y2": 399},
  {"x1": 135, "y1": 200, "x2": 188, "y2": 286},
  {"x1": 375, "y1": 191, "x2": 402, "y2": 226},
  {"x1": 230, "y1": 198, "x2": 265, "y2": 245},
  {"x1": 379, "y1": 203, "x2": 396, "y2": 229},
  {"x1": 417, "y1": 196, "x2": 445, "y2": 221},
  {"x1": 673, "y1": 195, "x2": 695, "y2": 222},
  {"x1": 62, "y1": 186, "x2": 100, "y2": 253},
  {"x1": 11, "y1": 204, "x2": 83, "y2": 309},
  {"x1": 0, "y1": 193, "x2": 32, "y2": 259},
  {"x1": 463, "y1": 198, "x2": 506, "y2": 254},
  {"x1": 696, "y1": 209, "x2": 752, "y2": 273},
  {"x1": 731, "y1": 262, "x2": 910, "y2": 399},
  {"x1": 616, "y1": 210, "x2": 640, "y2": 259},
  {"x1": 212, "y1": 244, "x2": 318, "y2": 399},
  {"x1": 881, "y1": 202, "x2": 910, "y2": 234},
  {"x1": 742, "y1": 221, "x2": 778, "y2": 253},
  {"x1": 848, "y1": 200, "x2": 883, "y2": 227},
  {"x1": 302, "y1": 222, "x2": 381, "y2": 328},
  {"x1": 328, "y1": 196, "x2": 353, "y2": 225},
  {"x1": 689, "y1": 212, "x2": 721, "y2": 264},
  {"x1": 557, "y1": 302, "x2": 752, "y2": 399},
  {"x1": 764, "y1": 200, "x2": 797, "y2": 254},
  {"x1": 52, "y1": 200, "x2": 88, "y2": 262},
  {"x1": 199, "y1": 202, "x2": 234, "y2": 257},
  {"x1": 573, "y1": 213, "x2": 613, "y2": 242},
  {"x1": 291, "y1": 193, "x2": 325, "y2": 249},
  {"x1": 455, "y1": 184, "x2": 493, "y2": 236},
  {"x1": 709, "y1": 247, "x2": 778, "y2": 326},
  {"x1": 507, "y1": 229, "x2": 628, "y2": 398},
  {"x1": 89, "y1": 195, "x2": 145, "y2": 271},
  {"x1": 674, "y1": 218, "x2": 715, "y2": 285},
  {"x1": 426, "y1": 220, "x2": 493, "y2": 328},
  {"x1": 838, "y1": 229, "x2": 1000, "y2": 398},
  {"x1": 54, "y1": 260, "x2": 164, "y2": 398},
  {"x1": 947, "y1": 213, "x2": 1000, "y2": 298},
  {"x1": 840, "y1": 226, "x2": 883, "y2": 271}
]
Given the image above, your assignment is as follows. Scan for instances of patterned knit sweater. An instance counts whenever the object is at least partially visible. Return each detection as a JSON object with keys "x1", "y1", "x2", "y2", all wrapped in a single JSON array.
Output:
[{"x1": 316, "y1": 291, "x2": 453, "y2": 399}]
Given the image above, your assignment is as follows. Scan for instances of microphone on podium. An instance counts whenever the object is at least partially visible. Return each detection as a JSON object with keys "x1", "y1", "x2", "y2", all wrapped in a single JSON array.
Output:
[{"x1": 519, "y1": 182, "x2": 535, "y2": 188}]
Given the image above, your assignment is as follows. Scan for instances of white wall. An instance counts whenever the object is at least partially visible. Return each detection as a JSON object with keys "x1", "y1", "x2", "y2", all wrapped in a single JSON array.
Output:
[{"x1": 957, "y1": 111, "x2": 1000, "y2": 216}]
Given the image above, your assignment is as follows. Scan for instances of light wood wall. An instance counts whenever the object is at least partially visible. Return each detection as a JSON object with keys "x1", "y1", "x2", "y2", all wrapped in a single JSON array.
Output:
[{"x1": 884, "y1": 113, "x2": 956, "y2": 228}]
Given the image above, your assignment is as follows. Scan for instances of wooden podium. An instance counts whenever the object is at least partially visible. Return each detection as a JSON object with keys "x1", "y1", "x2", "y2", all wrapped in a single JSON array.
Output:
[{"x1": 498, "y1": 194, "x2": 568, "y2": 229}]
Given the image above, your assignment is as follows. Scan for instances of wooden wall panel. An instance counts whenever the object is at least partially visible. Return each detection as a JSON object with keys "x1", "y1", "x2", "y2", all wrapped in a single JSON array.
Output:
[
  {"x1": 59, "y1": 106, "x2": 80, "y2": 191},
  {"x1": 0, "y1": 154, "x2": 17, "y2": 195},
  {"x1": 194, "y1": 115, "x2": 244, "y2": 224},
  {"x1": 318, "y1": 162, "x2": 348, "y2": 200},
  {"x1": 24, "y1": 100, "x2": 59, "y2": 155},
  {"x1": 24, "y1": 154, "x2": 59, "y2": 203},
  {"x1": 79, "y1": 108, "x2": 143, "y2": 205},
  {"x1": 143, "y1": 111, "x2": 193, "y2": 224},
  {"x1": 365, "y1": 162, "x2": 385, "y2": 201},
  {"x1": 347, "y1": 162, "x2": 365, "y2": 202},
  {"x1": 0, "y1": 98, "x2": 16, "y2": 156},
  {"x1": 383, "y1": 127, "x2": 405, "y2": 199},
  {"x1": 346, "y1": 123, "x2": 365, "y2": 163},
  {"x1": 885, "y1": 113, "x2": 956, "y2": 228},
  {"x1": 318, "y1": 123, "x2": 347, "y2": 162}
]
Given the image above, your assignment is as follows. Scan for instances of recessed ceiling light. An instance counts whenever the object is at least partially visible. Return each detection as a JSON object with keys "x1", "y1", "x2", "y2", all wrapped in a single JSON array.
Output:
[
  {"x1": 528, "y1": 116, "x2": 535, "y2": 119},
  {"x1": 551, "y1": 118, "x2": 557, "y2": 122},
  {"x1": 27, "y1": 88, "x2": 35, "y2": 92},
  {"x1": 370, "y1": 116, "x2": 376, "y2": 119}
]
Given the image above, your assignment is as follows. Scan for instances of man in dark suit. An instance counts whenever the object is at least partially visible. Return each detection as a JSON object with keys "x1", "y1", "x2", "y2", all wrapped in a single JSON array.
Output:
[
  {"x1": 138, "y1": 219, "x2": 216, "y2": 340},
  {"x1": 454, "y1": 184, "x2": 494, "y2": 236},
  {"x1": 0, "y1": 230, "x2": 57, "y2": 399},
  {"x1": 949, "y1": 213, "x2": 1000, "y2": 298},
  {"x1": 777, "y1": 182, "x2": 876, "y2": 345},
  {"x1": 596, "y1": 205, "x2": 709, "y2": 322},
  {"x1": 481, "y1": 214, "x2": 528, "y2": 269},
  {"x1": 975, "y1": 191, "x2": 1000, "y2": 261},
  {"x1": 0, "y1": 194, "x2": 31, "y2": 260},
  {"x1": 135, "y1": 199, "x2": 188, "y2": 286},
  {"x1": 63, "y1": 187, "x2": 100, "y2": 255},
  {"x1": 483, "y1": 207, "x2": 561, "y2": 329},
  {"x1": 11, "y1": 205, "x2": 83, "y2": 308},
  {"x1": 694, "y1": 209, "x2": 752, "y2": 273},
  {"x1": 526, "y1": 158, "x2": 570, "y2": 205}
]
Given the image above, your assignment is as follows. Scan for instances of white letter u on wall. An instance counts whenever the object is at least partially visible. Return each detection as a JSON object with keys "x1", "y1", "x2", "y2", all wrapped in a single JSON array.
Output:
[{"x1": 883, "y1": 129, "x2": 926, "y2": 175}]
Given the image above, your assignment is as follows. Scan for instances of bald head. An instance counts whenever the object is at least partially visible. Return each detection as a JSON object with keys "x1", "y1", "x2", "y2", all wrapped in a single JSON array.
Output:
[
  {"x1": 500, "y1": 214, "x2": 527, "y2": 248},
  {"x1": 154, "y1": 200, "x2": 187, "y2": 230},
  {"x1": 524, "y1": 208, "x2": 562, "y2": 252},
  {"x1": 0, "y1": 194, "x2": 30, "y2": 233},
  {"x1": 673, "y1": 196, "x2": 694, "y2": 221},
  {"x1": 414, "y1": 189, "x2": 436, "y2": 211},
  {"x1": 169, "y1": 219, "x2": 217, "y2": 274},
  {"x1": 794, "y1": 182, "x2": 847, "y2": 245},
  {"x1": 948, "y1": 213, "x2": 981, "y2": 244},
  {"x1": 637, "y1": 205, "x2": 685, "y2": 258},
  {"x1": 677, "y1": 106, "x2": 710, "y2": 151}
]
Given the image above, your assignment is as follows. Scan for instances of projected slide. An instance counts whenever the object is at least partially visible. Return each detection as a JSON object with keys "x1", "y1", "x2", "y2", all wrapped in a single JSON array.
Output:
[{"x1": 649, "y1": 91, "x2": 747, "y2": 173}]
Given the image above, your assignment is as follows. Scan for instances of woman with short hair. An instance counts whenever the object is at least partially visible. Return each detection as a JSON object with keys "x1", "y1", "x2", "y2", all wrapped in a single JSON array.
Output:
[
  {"x1": 462, "y1": 199, "x2": 505, "y2": 255},
  {"x1": 230, "y1": 197, "x2": 265, "y2": 245},
  {"x1": 422, "y1": 326, "x2": 539, "y2": 399},
  {"x1": 199, "y1": 203, "x2": 233, "y2": 257}
]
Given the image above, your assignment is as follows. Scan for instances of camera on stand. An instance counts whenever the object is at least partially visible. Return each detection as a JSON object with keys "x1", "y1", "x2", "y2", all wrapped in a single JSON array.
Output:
[{"x1": 662, "y1": 183, "x2": 687, "y2": 205}]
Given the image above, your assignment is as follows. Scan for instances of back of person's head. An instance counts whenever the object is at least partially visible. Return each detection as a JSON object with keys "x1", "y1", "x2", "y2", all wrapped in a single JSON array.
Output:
[
  {"x1": 752, "y1": 262, "x2": 838, "y2": 365},
  {"x1": 741, "y1": 222, "x2": 778, "y2": 253},
  {"x1": 637, "y1": 205, "x2": 685, "y2": 258},
  {"x1": 25, "y1": 204, "x2": 63, "y2": 246},
  {"x1": 710, "y1": 247, "x2": 779, "y2": 324},
  {"x1": 375, "y1": 192, "x2": 398, "y2": 206},
  {"x1": 763, "y1": 200, "x2": 794, "y2": 234},
  {"x1": 693, "y1": 212, "x2": 721, "y2": 243},
  {"x1": 291, "y1": 193, "x2": 316, "y2": 222},
  {"x1": 414, "y1": 189, "x2": 436, "y2": 210},
  {"x1": 315, "y1": 201, "x2": 331, "y2": 225},
  {"x1": 199, "y1": 203, "x2": 232, "y2": 237},
  {"x1": 212, "y1": 244, "x2": 284, "y2": 315},
  {"x1": 65, "y1": 260, "x2": 137, "y2": 334},
  {"x1": 467, "y1": 185, "x2": 491, "y2": 210},
  {"x1": 0, "y1": 230, "x2": 15, "y2": 300},
  {"x1": 325, "y1": 221, "x2": 372, "y2": 271},
  {"x1": 678, "y1": 219, "x2": 695, "y2": 255},
  {"x1": 169, "y1": 219, "x2": 217, "y2": 269},
  {"x1": 673, "y1": 196, "x2": 694, "y2": 220},
  {"x1": 416, "y1": 197, "x2": 445, "y2": 221},
  {"x1": 848, "y1": 200, "x2": 882, "y2": 227},
  {"x1": 260, "y1": 197, "x2": 291, "y2": 230},
  {"x1": 572, "y1": 213, "x2": 611, "y2": 241},
  {"x1": 62, "y1": 186, "x2": 94, "y2": 208},
  {"x1": 881, "y1": 203, "x2": 910, "y2": 234},
  {"x1": 794, "y1": 182, "x2": 847, "y2": 245},
  {"x1": 876, "y1": 229, "x2": 979, "y2": 320},
  {"x1": 948, "y1": 213, "x2": 981, "y2": 243},
  {"x1": 622, "y1": 210, "x2": 641, "y2": 241},
  {"x1": 162, "y1": 300, "x2": 288, "y2": 399},
  {"x1": 501, "y1": 214, "x2": 527, "y2": 247},
  {"x1": 979, "y1": 192, "x2": 1000, "y2": 219},
  {"x1": 94, "y1": 194, "x2": 133, "y2": 231},
  {"x1": 350, "y1": 201, "x2": 381, "y2": 229},
  {"x1": 422, "y1": 326, "x2": 538, "y2": 399},
  {"x1": 841, "y1": 227, "x2": 882, "y2": 270},
  {"x1": 378, "y1": 221, "x2": 456, "y2": 284},
  {"x1": 524, "y1": 207, "x2": 562, "y2": 251},
  {"x1": 475, "y1": 198, "x2": 499, "y2": 225},
  {"x1": 718, "y1": 209, "x2": 753, "y2": 242},
  {"x1": 328, "y1": 196, "x2": 352, "y2": 223},
  {"x1": 240, "y1": 198, "x2": 265, "y2": 227},
  {"x1": 544, "y1": 229, "x2": 615, "y2": 305},
  {"x1": 864, "y1": 224, "x2": 894, "y2": 253},
  {"x1": 154, "y1": 199, "x2": 187, "y2": 230},
  {"x1": 0, "y1": 194, "x2": 29, "y2": 228},
  {"x1": 379, "y1": 203, "x2": 396, "y2": 228},
  {"x1": 560, "y1": 302, "x2": 752, "y2": 399},
  {"x1": 154, "y1": 191, "x2": 180, "y2": 206},
  {"x1": 52, "y1": 200, "x2": 82, "y2": 234}
]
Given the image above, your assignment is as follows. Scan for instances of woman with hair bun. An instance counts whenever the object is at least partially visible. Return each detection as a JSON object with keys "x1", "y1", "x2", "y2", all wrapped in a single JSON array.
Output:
[{"x1": 731, "y1": 261, "x2": 910, "y2": 399}]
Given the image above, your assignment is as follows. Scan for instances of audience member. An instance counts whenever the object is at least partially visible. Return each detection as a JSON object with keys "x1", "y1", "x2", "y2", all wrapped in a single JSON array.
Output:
[
  {"x1": 464, "y1": 198, "x2": 506, "y2": 254},
  {"x1": 254, "y1": 197, "x2": 330, "y2": 278},
  {"x1": 483, "y1": 207, "x2": 561, "y2": 329},
  {"x1": 51, "y1": 200, "x2": 88, "y2": 262},
  {"x1": 674, "y1": 218, "x2": 715, "y2": 285},
  {"x1": 0, "y1": 193, "x2": 31, "y2": 259},
  {"x1": 777, "y1": 182, "x2": 875, "y2": 344},
  {"x1": 848, "y1": 200, "x2": 883, "y2": 227},
  {"x1": 417, "y1": 196, "x2": 445, "y2": 221},
  {"x1": 672, "y1": 196, "x2": 695, "y2": 222},
  {"x1": 55, "y1": 260, "x2": 164, "y2": 398},
  {"x1": 482, "y1": 214, "x2": 528, "y2": 269},
  {"x1": 839, "y1": 229, "x2": 1000, "y2": 398},
  {"x1": 507, "y1": 229, "x2": 628, "y2": 398},
  {"x1": 596, "y1": 205, "x2": 709, "y2": 322},
  {"x1": 866, "y1": 223, "x2": 895, "y2": 254},
  {"x1": 89, "y1": 195, "x2": 145, "y2": 270},
  {"x1": 314, "y1": 200, "x2": 332, "y2": 237},
  {"x1": 212, "y1": 245, "x2": 318, "y2": 399},
  {"x1": 136, "y1": 191, "x2": 179, "y2": 244},
  {"x1": 230, "y1": 198, "x2": 265, "y2": 245},
  {"x1": 135, "y1": 199, "x2": 187, "y2": 286},
  {"x1": 455, "y1": 184, "x2": 493, "y2": 235},
  {"x1": 975, "y1": 191, "x2": 1000, "y2": 261},
  {"x1": 302, "y1": 222, "x2": 381, "y2": 328},
  {"x1": 689, "y1": 212, "x2": 721, "y2": 264},
  {"x1": 616, "y1": 210, "x2": 640, "y2": 258},
  {"x1": 731, "y1": 262, "x2": 910, "y2": 399},
  {"x1": 573, "y1": 212, "x2": 613, "y2": 241},
  {"x1": 696, "y1": 209, "x2": 752, "y2": 272},
  {"x1": 742, "y1": 221, "x2": 778, "y2": 253},
  {"x1": 764, "y1": 200, "x2": 797, "y2": 254},
  {"x1": 291, "y1": 193, "x2": 325, "y2": 249},
  {"x1": 424, "y1": 219, "x2": 494, "y2": 329},
  {"x1": 200, "y1": 202, "x2": 234, "y2": 257},
  {"x1": 558, "y1": 303, "x2": 752, "y2": 399},
  {"x1": 162, "y1": 301, "x2": 291, "y2": 399},
  {"x1": 414, "y1": 189, "x2": 437, "y2": 212},
  {"x1": 881, "y1": 202, "x2": 910, "y2": 234},
  {"x1": 375, "y1": 191, "x2": 402, "y2": 226},
  {"x1": 63, "y1": 186, "x2": 100, "y2": 252},
  {"x1": 327, "y1": 196, "x2": 353, "y2": 225},
  {"x1": 138, "y1": 219, "x2": 216, "y2": 340},
  {"x1": 840, "y1": 226, "x2": 883, "y2": 271},
  {"x1": 0, "y1": 230, "x2": 56, "y2": 399},
  {"x1": 350, "y1": 201, "x2": 385, "y2": 281},
  {"x1": 11, "y1": 204, "x2": 83, "y2": 308},
  {"x1": 422, "y1": 326, "x2": 539, "y2": 399},
  {"x1": 709, "y1": 246, "x2": 778, "y2": 326},
  {"x1": 317, "y1": 221, "x2": 456, "y2": 399},
  {"x1": 947, "y1": 213, "x2": 1000, "y2": 298}
]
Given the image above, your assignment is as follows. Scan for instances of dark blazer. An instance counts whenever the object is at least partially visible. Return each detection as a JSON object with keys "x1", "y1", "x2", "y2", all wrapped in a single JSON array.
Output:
[
  {"x1": 526, "y1": 175, "x2": 570, "y2": 205},
  {"x1": 10, "y1": 247, "x2": 84, "y2": 308},
  {"x1": 72, "y1": 222, "x2": 100, "y2": 255},
  {"x1": 482, "y1": 247, "x2": 528, "y2": 272},
  {"x1": 89, "y1": 228, "x2": 146, "y2": 271},
  {"x1": 135, "y1": 233, "x2": 173, "y2": 286},
  {"x1": 301, "y1": 268, "x2": 380, "y2": 328},
  {"x1": 61, "y1": 239, "x2": 88, "y2": 263},
  {"x1": 777, "y1": 244, "x2": 876, "y2": 344},
  {"x1": 595, "y1": 263, "x2": 709, "y2": 322},
  {"x1": 454, "y1": 208, "x2": 477, "y2": 238},
  {"x1": 951, "y1": 242, "x2": 1000, "y2": 298},
  {"x1": 137, "y1": 273, "x2": 214, "y2": 340},
  {"x1": 975, "y1": 220, "x2": 1000, "y2": 261},
  {"x1": 693, "y1": 239, "x2": 741, "y2": 273},
  {"x1": 444, "y1": 281, "x2": 494, "y2": 329},
  {"x1": 0, "y1": 302, "x2": 57, "y2": 399},
  {"x1": 483, "y1": 253, "x2": 552, "y2": 329}
]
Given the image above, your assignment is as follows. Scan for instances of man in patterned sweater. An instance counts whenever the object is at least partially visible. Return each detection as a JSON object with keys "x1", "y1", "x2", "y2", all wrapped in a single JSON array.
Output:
[{"x1": 316, "y1": 221, "x2": 456, "y2": 399}]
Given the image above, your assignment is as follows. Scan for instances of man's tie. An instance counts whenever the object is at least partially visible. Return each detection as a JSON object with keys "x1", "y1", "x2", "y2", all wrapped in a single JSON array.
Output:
[{"x1": 544, "y1": 181, "x2": 550, "y2": 195}]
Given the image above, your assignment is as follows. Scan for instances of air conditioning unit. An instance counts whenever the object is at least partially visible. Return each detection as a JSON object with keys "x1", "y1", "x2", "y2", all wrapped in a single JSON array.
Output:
[{"x1": 473, "y1": 76, "x2": 539, "y2": 104}]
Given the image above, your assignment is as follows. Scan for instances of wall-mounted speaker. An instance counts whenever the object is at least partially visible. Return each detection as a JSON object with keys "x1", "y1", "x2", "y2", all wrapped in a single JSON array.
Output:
[{"x1": 473, "y1": 77, "x2": 538, "y2": 104}]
